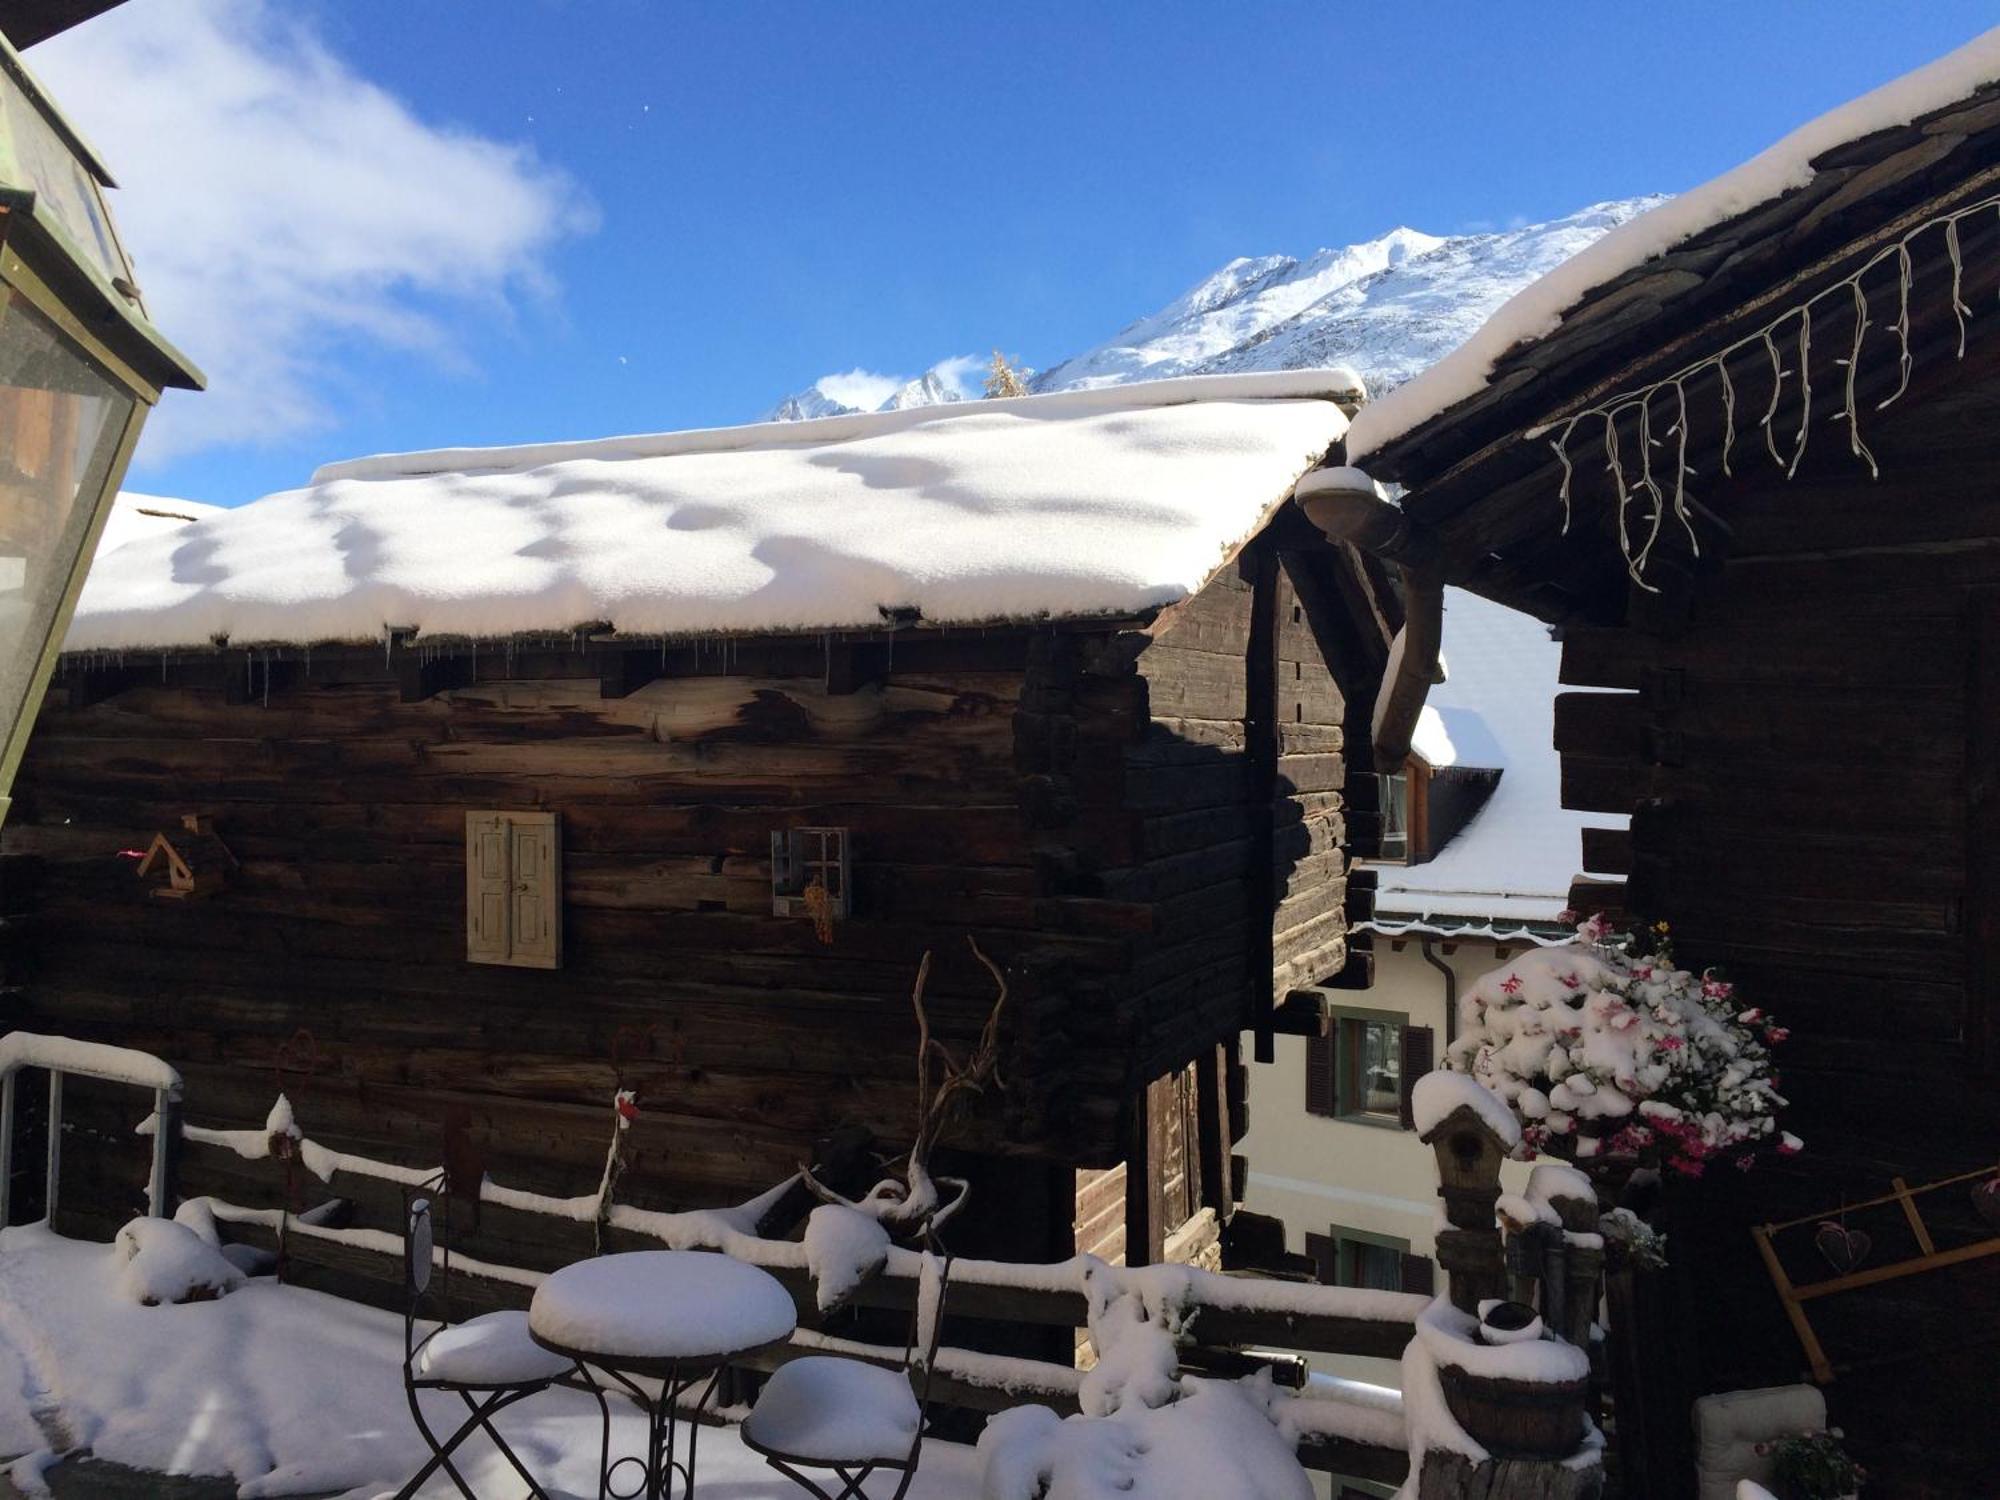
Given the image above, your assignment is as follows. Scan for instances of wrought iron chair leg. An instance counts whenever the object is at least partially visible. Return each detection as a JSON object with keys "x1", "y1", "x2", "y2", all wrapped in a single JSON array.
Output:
[
  {"x1": 765, "y1": 1455, "x2": 841, "y2": 1500},
  {"x1": 461, "y1": 1385, "x2": 558, "y2": 1500},
  {"x1": 400, "y1": 1387, "x2": 485, "y2": 1500}
]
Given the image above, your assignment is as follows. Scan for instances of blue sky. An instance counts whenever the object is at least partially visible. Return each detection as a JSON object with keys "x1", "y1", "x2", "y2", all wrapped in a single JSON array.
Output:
[{"x1": 31, "y1": 1, "x2": 2000, "y2": 506}]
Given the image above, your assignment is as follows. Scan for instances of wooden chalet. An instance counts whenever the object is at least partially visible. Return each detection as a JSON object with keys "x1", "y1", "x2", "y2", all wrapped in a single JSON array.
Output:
[
  {"x1": 0, "y1": 373, "x2": 1401, "y2": 1311},
  {"x1": 1309, "y1": 37, "x2": 2000, "y2": 1499}
]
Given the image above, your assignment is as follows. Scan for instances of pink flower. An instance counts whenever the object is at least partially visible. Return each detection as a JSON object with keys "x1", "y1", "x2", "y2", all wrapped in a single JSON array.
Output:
[
  {"x1": 1668, "y1": 1156, "x2": 1707, "y2": 1178},
  {"x1": 1735, "y1": 1155, "x2": 1756, "y2": 1172},
  {"x1": 1735, "y1": 1007, "x2": 1763, "y2": 1024},
  {"x1": 1500, "y1": 974, "x2": 1523, "y2": 995},
  {"x1": 1560, "y1": 971, "x2": 1582, "y2": 989},
  {"x1": 1764, "y1": 1026, "x2": 1790, "y2": 1044},
  {"x1": 1658, "y1": 1034, "x2": 1685, "y2": 1051},
  {"x1": 1555, "y1": 909, "x2": 1579, "y2": 926},
  {"x1": 1704, "y1": 978, "x2": 1734, "y2": 1000},
  {"x1": 1778, "y1": 1135, "x2": 1803, "y2": 1157},
  {"x1": 1632, "y1": 963, "x2": 1653, "y2": 981}
]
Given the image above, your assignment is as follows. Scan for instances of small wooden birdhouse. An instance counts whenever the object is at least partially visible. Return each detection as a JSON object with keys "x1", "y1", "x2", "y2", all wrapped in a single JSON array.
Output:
[{"x1": 136, "y1": 815, "x2": 236, "y2": 900}]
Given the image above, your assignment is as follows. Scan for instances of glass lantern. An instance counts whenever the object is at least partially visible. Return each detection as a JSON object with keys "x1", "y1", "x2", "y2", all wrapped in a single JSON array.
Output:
[{"x1": 0, "y1": 28, "x2": 203, "y2": 821}]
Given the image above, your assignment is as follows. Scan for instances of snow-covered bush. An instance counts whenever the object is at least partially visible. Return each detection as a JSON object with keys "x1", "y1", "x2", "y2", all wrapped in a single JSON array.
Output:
[
  {"x1": 112, "y1": 1217, "x2": 244, "y2": 1306},
  {"x1": 1448, "y1": 916, "x2": 1800, "y2": 1177}
]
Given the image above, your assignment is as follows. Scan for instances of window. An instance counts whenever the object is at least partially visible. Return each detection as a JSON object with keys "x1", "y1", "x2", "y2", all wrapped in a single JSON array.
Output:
[
  {"x1": 1305, "y1": 1226, "x2": 1434, "y2": 1294},
  {"x1": 465, "y1": 811, "x2": 561, "y2": 968},
  {"x1": 1377, "y1": 770, "x2": 1410, "y2": 862},
  {"x1": 771, "y1": 826, "x2": 851, "y2": 924},
  {"x1": 1305, "y1": 1007, "x2": 1434, "y2": 1127}
]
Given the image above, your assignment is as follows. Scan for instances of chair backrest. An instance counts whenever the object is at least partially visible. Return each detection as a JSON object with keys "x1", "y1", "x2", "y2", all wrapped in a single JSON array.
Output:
[{"x1": 402, "y1": 1173, "x2": 452, "y2": 1371}]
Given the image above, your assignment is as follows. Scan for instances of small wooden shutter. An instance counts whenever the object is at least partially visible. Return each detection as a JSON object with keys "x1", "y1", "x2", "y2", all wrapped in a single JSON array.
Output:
[
  {"x1": 509, "y1": 813, "x2": 561, "y2": 969},
  {"x1": 1304, "y1": 1230, "x2": 1337, "y2": 1286},
  {"x1": 1400, "y1": 1252, "x2": 1436, "y2": 1295},
  {"x1": 1399, "y1": 1025, "x2": 1435, "y2": 1129},
  {"x1": 466, "y1": 811, "x2": 561, "y2": 968},
  {"x1": 1304, "y1": 1028, "x2": 1335, "y2": 1117},
  {"x1": 466, "y1": 812, "x2": 512, "y2": 963}
]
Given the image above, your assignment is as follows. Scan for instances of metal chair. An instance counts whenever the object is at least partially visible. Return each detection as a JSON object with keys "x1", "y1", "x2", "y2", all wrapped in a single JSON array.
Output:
[
  {"x1": 740, "y1": 1244, "x2": 953, "y2": 1500},
  {"x1": 395, "y1": 1180, "x2": 598, "y2": 1500}
]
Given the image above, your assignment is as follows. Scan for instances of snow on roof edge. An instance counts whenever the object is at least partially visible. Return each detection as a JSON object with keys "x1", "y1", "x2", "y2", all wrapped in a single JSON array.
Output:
[
  {"x1": 315, "y1": 369, "x2": 1365, "y2": 485},
  {"x1": 1346, "y1": 24, "x2": 2000, "y2": 462}
]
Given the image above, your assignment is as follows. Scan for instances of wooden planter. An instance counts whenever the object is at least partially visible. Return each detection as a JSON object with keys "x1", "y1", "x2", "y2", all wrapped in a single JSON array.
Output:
[{"x1": 1436, "y1": 1363, "x2": 1591, "y2": 1460}]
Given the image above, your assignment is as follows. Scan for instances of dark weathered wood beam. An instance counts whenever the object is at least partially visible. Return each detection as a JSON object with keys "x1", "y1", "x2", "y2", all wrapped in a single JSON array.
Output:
[
  {"x1": 597, "y1": 651, "x2": 660, "y2": 699},
  {"x1": 394, "y1": 653, "x2": 474, "y2": 702}
]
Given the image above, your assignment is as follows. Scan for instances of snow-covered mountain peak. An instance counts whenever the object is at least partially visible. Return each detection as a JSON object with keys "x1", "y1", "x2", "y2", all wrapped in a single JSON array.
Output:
[
  {"x1": 767, "y1": 361, "x2": 969, "y2": 422},
  {"x1": 764, "y1": 195, "x2": 1664, "y2": 419}
]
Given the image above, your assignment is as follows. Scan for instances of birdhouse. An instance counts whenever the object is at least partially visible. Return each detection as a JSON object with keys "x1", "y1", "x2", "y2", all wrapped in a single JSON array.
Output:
[{"x1": 135, "y1": 814, "x2": 235, "y2": 899}]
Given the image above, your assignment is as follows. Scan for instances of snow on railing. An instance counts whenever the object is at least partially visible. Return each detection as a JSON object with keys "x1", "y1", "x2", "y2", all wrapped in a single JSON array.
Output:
[
  {"x1": 0, "y1": 1032, "x2": 183, "y2": 1227},
  {"x1": 154, "y1": 1087, "x2": 1419, "y2": 1468}
]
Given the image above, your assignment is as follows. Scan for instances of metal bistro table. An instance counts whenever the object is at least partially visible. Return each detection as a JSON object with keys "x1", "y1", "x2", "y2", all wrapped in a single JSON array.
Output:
[{"x1": 530, "y1": 1250, "x2": 799, "y2": 1500}]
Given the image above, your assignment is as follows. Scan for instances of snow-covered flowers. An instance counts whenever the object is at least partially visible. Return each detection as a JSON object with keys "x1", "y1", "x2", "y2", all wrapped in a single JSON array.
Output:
[{"x1": 1446, "y1": 915, "x2": 1796, "y2": 1176}]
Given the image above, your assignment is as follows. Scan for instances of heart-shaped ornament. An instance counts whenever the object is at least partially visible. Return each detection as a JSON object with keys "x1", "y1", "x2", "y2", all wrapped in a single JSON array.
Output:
[
  {"x1": 1972, "y1": 1178, "x2": 2000, "y2": 1233},
  {"x1": 1814, "y1": 1220, "x2": 1871, "y2": 1275}
]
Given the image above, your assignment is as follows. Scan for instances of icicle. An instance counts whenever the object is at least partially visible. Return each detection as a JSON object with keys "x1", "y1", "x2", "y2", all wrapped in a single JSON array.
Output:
[
  {"x1": 1843, "y1": 280, "x2": 1879, "y2": 478},
  {"x1": 1786, "y1": 309, "x2": 1814, "y2": 479},
  {"x1": 1761, "y1": 327, "x2": 1788, "y2": 468},
  {"x1": 1718, "y1": 359, "x2": 1737, "y2": 477},
  {"x1": 1670, "y1": 381, "x2": 1698, "y2": 555},
  {"x1": 1879, "y1": 243, "x2": 1914, "y2": 411},
  {"x1": 1551, "y1": 417, "x2": 1581, "y2": 534},
  {"x1": 1946, "y1": 215, "x2": 1972, "y2": 358}
]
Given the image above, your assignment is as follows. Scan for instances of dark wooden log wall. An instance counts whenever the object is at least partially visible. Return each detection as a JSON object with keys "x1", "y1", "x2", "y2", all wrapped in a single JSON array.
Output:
[
  {"x1": 0, "y1": 536, "x2": 1382, "y2": 1282},
  {"x1": 1554, "y1": 367, "x2": 2000, "y2": 1499}
]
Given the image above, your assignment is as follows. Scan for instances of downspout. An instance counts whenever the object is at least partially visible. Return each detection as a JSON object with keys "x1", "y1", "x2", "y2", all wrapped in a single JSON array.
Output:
[
  {"x1": 1419, "y1": 935, "x2": 1458, "y2": 1047},
  {"x1": 1293, "y1": 466, "x2": 1445, "y2": 770}
]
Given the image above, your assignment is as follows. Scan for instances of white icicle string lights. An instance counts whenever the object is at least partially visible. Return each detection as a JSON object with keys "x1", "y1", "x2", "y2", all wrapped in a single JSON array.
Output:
[{"x1": 1533, "y1": 192, "x2": 2000, "y2": 589}]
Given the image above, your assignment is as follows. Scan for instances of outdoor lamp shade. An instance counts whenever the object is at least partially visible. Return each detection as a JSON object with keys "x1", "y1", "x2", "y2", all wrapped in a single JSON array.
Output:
[{"x1": 0, "y1": 27, "x2": 202, "y2": 822}]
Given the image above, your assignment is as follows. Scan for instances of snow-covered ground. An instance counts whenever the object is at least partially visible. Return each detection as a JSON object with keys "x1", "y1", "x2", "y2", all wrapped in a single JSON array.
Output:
[{"x1": 0, "y1": 1225, "x2": 980, "y2": 1499}]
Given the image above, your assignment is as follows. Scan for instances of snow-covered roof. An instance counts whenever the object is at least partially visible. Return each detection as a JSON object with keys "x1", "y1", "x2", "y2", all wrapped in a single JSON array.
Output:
[
  {"x1": 1367, "y1": 589, "x2": 1622, "y2": 933},
  {"x1": 66, "y1": 372, "x2": 1353, "y2": 653},
  {"x1": 91, "y1": 493, "x2": 223, "y2": 558},
  {"x1": 1346, "y1": 25, "x2": 2000, "y2": 461}
]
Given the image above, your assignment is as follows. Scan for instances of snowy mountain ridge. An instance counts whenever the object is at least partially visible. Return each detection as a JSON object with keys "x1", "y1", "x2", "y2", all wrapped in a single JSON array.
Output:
[{"x1": 766, "y1": 196, "x2": 1664, "y2": 419}]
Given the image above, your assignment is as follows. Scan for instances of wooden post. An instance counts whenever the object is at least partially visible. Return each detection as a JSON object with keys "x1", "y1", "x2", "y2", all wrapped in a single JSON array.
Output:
[
  {"x1": 1544, "y1": 1179, "x2": 1604, "y2": 1352},
  {"x1": 43, "y1": 1070, "x2": 61, "y2": 1225},
  {"x1": 1420, "y1": 1102, "x2": 1508, "y2": 1313},
  {"x1": 0, "y1": 1070, "x2": 14, "y2": 1229}
]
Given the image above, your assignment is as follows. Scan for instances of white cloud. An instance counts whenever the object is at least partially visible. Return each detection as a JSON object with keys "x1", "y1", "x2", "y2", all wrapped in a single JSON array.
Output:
[
  {"x1": 931, "y1": 354, "x2": 985, "y2": 400},
  {"x1": 812, "y1": 367, "x2": 906, "y2": 412},
  {"x1": 29, "y1": 0, "x2": 594, "y2": 464}
]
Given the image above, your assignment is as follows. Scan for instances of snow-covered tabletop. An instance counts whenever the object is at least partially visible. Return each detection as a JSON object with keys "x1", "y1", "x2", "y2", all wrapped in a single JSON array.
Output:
[{"x1": 529, "y1": 1250, "x2": 798, "y2": 1371}]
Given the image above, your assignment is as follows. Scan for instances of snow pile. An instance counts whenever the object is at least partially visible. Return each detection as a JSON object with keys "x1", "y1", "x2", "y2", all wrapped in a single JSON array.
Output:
[
  {"x1": 976, "y1": 1377, "x2": 1312, "y2": 1500},
  {"x1": 526, "y1": 1250, "x2": 797, "y2": 1360},
  {"x1": 1449, "y1": 920, "x2": 1798, "y2": 1174},
  {"x1": 1348, "y1": 27, "x2": 2000, "y2": 461},
  {"x1": 1078, "y1": 1263, "x2": 1186, "y2": 1418},
  {"x1": 90, "y1": 493, "x2": 223, "y2": 558},
  {"x1": 0, "y1": 1033, "x2": 180, "y2": 1093},
  {"x1": 110, "y1": 1217, "x2": 243, "y2": 1306},
  {"x1": 803, "y1": 1203, "x2": 891, "y2": 1312},
  {"x1": 0, "y1": 1224, "x2": 984, "y2": 1498},
  {"x1": 67, "y1": 373, "x2": 1350, "y2": 652},
  {"x1": 1410, "y1": 1070, "x2": 1522, "y2": 1150}
]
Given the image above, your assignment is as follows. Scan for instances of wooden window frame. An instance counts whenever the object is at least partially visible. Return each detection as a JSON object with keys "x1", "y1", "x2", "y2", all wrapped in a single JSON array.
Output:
[
  {"x1": 465, "y1": 810, "x2": 562, "y2": 970},
  {"x1": 1305, "y1": 1223, "x2": 1434, "y2": 1295},
  {"x1": 1374, "y1": 757, "x2": 1432, "y2": 866},
  {"x1": 1304, "y1": 1003, "x2": 1434, "y2": 1129}
]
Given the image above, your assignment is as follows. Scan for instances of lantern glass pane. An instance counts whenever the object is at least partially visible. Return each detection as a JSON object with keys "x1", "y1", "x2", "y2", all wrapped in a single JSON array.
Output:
[
  {"x1": 0, "y1": 288, "x2": 133, "y2": 733},
  {"x1": 0, "y1": 69, "x2": 125, "y2": 285}
]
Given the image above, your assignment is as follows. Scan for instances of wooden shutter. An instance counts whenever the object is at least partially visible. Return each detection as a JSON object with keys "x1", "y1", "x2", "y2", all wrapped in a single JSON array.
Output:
[
  {"x1": 1304, "y1": 1230, "x2": 1338, "y2": 1286},
  {"x1": 1400, "y1": 1252, "x2": 1436, "y2": 1295},
  {"x1": 1398, "y1": 1025, "x2": 1435, "y2": 1129},
  {"x1": 466, "y1": 812, "x2": 512, "y2": 963},
  {"x1": 1304, "y1": 1028, "x2": 1335, "y2": 1117},
  {"x1": 509, "y1": 813, "x2": 561, "y2": 969},
  {"x1": 466, "y1": 811, "x2": 561, "y2": 968}
]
